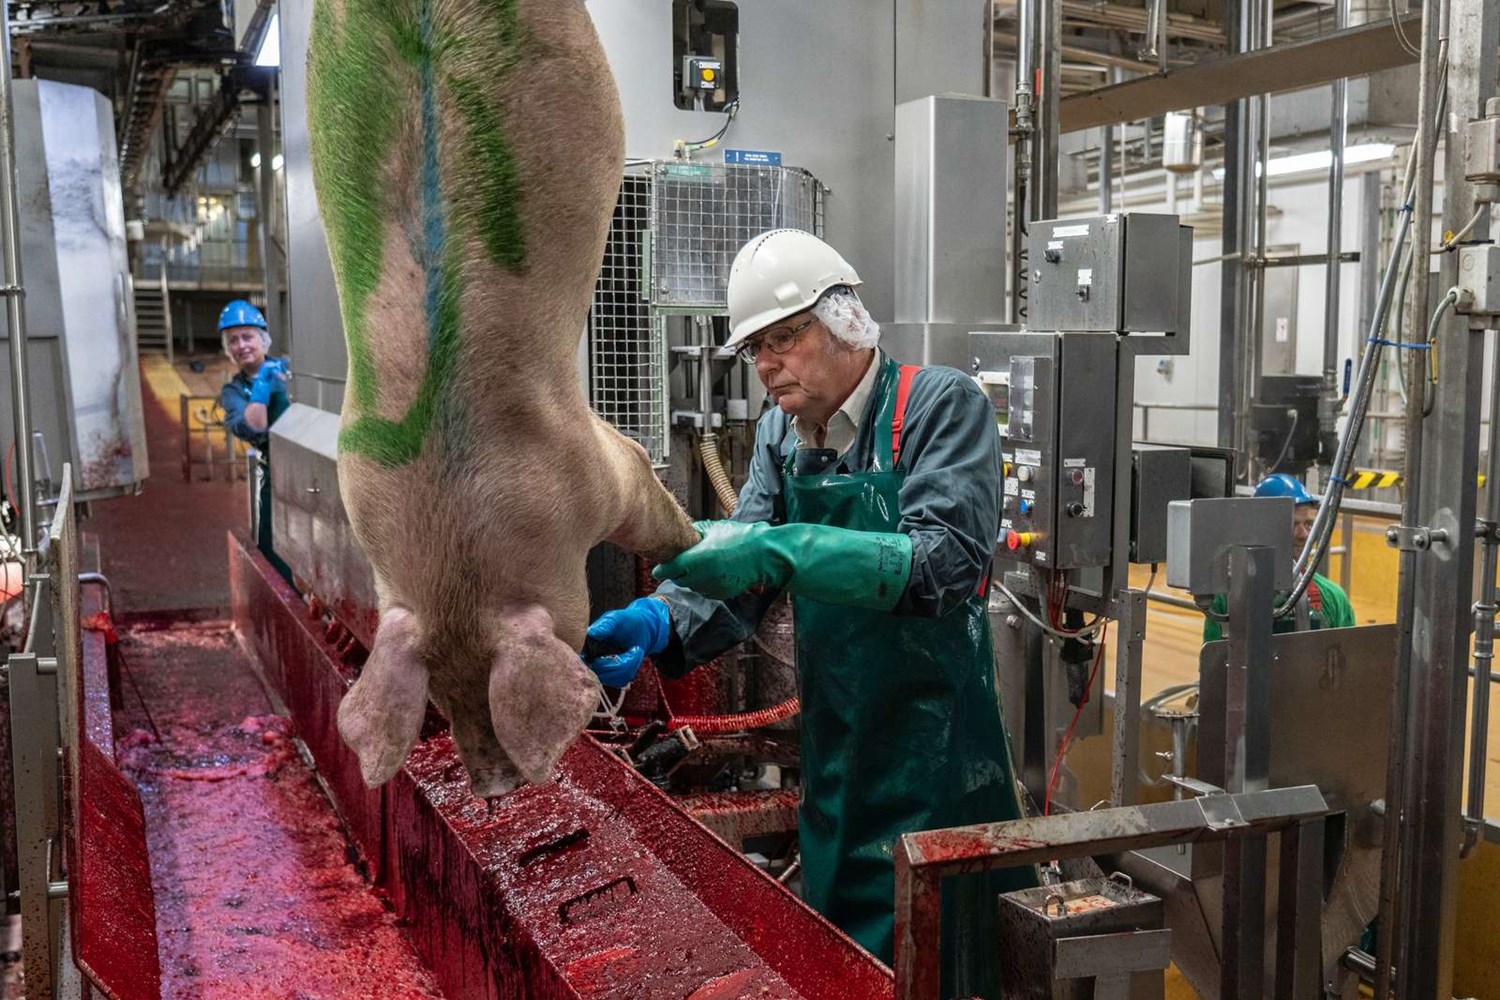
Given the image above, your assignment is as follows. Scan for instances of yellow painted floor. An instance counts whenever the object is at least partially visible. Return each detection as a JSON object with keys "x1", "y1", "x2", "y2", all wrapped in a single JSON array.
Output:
[{"x1": 1107, "y1": 516, "x2": 1500, "y2": 998}]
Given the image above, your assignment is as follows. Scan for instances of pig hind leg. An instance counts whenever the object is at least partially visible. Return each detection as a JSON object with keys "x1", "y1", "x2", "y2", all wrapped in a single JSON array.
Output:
[
  {"x1": 337, "y1": 607, "x2": 430, "y2": 788},
  {"x1": 486, "y1": 604, "x2": 600, "y2": 787},
  {"x1": 600, "y1": 425, "x2": 699, "y2": 563}
]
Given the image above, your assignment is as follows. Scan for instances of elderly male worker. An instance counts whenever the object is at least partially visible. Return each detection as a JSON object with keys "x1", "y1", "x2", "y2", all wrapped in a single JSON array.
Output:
[
  {"x1": 1202, "y1": 473, "x2": 1355, "y2": 641},
  {"x1": 582, "y1": 230, "x2": 1032, "y2": 996},
  {"x1": 218, "y1": 299, "x2": 290, "y2": 573}
]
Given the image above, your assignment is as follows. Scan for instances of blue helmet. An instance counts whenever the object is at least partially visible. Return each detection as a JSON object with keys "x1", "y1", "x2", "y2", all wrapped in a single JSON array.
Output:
[
  {"x1": 218, "y1": 299, "x2": 267, "y2": 332},
  {"x1": 1254, "y1": 472, "x2": 1317, "y2": 506}
]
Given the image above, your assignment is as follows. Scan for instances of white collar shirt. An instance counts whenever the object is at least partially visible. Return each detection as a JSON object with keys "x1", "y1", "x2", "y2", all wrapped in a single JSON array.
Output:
[{"x1": 793, "y1": 351, "x2": 880, "y2": 456}]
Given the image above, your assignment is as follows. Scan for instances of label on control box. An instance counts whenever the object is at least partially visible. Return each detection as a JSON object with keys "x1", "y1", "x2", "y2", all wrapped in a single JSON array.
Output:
[{"x1": 1016, "y1": 448, "x2": 1043, "y2": 467}]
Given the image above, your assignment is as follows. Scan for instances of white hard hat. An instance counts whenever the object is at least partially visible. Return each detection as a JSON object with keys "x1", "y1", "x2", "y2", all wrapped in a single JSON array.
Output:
[{"x1": 725, "y1": 230, "x2": 862, "y2": 348}]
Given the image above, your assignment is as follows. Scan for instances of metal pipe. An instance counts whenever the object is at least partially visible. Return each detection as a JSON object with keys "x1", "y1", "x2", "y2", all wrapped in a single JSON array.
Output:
[
  {"x1": 0, "y1": 3, "x2": 36, "y2": 558},
  {"x1": 1217, "y1": 0, "x2": 1254, "y2": 456},
  {"x1": 1321, "y1": 0, "x2": 1350, "y2": 486},
  {"x1": 1245, "y1": 0, "x2": 1272, "y2": 475},
  {"x1": 1034, "y1": 0, "x2": 1061, "y2": 220},
  {"x1": 1011, "y1": 0, "x2": 1036, "y2": 325},
  {"x1": 1375, "y1": 15, "x2": 1444, "y2": 996},
  {"x1": 1097, "y1": 121, "x2": 1113, "y2": 214},
  {"x1": 1463, "y1": 329, "x2": 1500, "y2": 859}
]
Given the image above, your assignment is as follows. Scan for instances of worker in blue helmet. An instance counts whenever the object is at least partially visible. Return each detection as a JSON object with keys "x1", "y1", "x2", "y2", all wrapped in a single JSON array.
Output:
[
  {"x1": 1202, "y1": 472, "x2": 1356, "y2": 641},
  {"x1": 217, "y1": 300, "x2": 290, "y2": 575}
]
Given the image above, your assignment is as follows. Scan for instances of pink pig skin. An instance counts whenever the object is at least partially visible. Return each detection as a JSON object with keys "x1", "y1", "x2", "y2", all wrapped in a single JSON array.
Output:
[{"x1": 316, "y1": 0, "x2": 700, "y2": 799}]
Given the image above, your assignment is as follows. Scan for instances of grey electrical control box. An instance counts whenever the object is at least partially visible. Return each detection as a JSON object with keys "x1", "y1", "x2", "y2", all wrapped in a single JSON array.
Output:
[
  {"x1": 1028, "y1": 213, "x2": 1191, "y2": 340},
  {"x1": 974, "y1": 331, "x2": 1118, "y2": 570},
  {"x1": 1131, "y1": 444, "x2": 1192, "y2": 564},
  {"x1": 1166, "y1": 497, "x2": 1295, "y2": 596}
]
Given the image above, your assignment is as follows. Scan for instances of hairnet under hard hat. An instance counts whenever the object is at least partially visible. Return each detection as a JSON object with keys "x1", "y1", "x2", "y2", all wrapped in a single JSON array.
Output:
[
  {"x1": 812, "y1": 287, "x2": 881, "y2": 349},
  {"x1": 725, "y1": 230, "x2": 862, "y2": 348}
]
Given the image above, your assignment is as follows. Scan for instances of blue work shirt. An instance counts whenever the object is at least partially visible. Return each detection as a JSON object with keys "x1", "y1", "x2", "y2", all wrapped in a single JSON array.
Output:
[
  {"x1": 220, "y1": 360, "x2": 290, "y2": 450},
  {"x1": 654, "y1": 350, "x2": 1003, "y2": 675}
]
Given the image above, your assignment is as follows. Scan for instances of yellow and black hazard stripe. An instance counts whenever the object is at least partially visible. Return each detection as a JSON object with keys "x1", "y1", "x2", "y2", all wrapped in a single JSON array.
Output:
[
  {"x1": 1348, "y1": 469, "x2": 1403, "y2": 490},
  {"x1": 1342, "y1": 469, "x2": 1488, "y2": 490}
]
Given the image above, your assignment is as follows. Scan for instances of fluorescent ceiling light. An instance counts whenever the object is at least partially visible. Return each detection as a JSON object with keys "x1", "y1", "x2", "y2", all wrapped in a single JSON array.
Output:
[
  {"x1": 1212, "y1": 142, "x2": 1396, "y2": 180},
  {"x1": 255, "y1": 14, "x2": 281, "y2": 68}
]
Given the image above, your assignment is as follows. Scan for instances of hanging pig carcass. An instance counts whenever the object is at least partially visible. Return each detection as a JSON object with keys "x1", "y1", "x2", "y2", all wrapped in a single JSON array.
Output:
[{"x1": 305, "y1": 0, "x2": 698, "y2": 797}]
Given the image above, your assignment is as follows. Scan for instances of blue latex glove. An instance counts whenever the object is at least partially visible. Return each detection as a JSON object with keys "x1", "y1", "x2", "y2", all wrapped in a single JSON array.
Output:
[
  {"x1": 249, "y1": 359, "x2": 288, "y2": 406},
  {"x1": 583, "y1": 597, "x2": 672, "y2": 687}
]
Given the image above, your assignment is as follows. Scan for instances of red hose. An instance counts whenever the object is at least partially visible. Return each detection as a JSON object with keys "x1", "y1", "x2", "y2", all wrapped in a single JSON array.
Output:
[{"x1": 666, "y1": 695, "x2": 801, "y2": 735}]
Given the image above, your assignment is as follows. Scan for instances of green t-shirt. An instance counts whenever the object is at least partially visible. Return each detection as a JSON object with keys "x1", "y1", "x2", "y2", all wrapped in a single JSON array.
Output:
[{"x1": 1202, "y1": 573, "x2": 1355, "y2": 643}]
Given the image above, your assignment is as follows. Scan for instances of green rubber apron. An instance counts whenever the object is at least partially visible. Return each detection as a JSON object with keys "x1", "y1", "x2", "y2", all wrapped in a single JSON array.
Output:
[{"x1": 783, "y1": 358, "x2": 1035, "y2": 998}]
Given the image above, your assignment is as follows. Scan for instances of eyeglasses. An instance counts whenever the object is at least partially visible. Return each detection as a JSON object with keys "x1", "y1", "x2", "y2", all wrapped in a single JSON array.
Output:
[{"x1": 737, "y1": 315, "x2": 816, "y2": 363}]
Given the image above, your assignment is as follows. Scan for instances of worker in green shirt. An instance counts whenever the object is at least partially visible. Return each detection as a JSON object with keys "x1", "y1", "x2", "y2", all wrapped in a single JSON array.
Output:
[{"x1": 1203, "y1": 473, "x2": 1356, "y2": 642}]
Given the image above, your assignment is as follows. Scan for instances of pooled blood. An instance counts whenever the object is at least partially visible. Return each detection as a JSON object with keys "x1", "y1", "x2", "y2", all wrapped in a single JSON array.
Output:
[{"x1": 115, "y1": 622, "x2": 444, "y2": 998}]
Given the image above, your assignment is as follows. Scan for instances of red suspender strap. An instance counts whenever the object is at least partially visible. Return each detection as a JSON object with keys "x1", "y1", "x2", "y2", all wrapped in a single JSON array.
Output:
[{"x1": 890, "y1": 365, "x2": 921, "y2": 466}]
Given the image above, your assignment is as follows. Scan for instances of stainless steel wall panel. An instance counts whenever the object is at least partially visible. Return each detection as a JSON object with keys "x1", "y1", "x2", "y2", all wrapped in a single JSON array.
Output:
[{"x1": 894, "y1": 96, "x2": 1008, "y2": 326}]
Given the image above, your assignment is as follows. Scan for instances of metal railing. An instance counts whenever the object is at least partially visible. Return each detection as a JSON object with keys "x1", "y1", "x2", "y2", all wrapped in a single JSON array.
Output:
[
  {"x1": 8, "y1": 471, "x2": 79, "y2": 998},
  {"x1": 1134, "y1": 400, "x2": 1216, "y2": 442},
  {"x1": 179, "y1": 394, "x2": 248, "y2": 483},
  {"x1": 289, "y1": 370, "x2": 346, "y2": 412}
]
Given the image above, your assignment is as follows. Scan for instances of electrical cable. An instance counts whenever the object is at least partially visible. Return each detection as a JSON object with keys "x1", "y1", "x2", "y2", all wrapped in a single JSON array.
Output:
[
  {"x1": 1431, "y1": 204, "x2": 1487, "y2": 255},
  {"x1": 1389, "y1": 0, "x2": 1421, "y2": 57},
  {"x1": 680, "y1": 99, "x2": 740, "y2": 154},
  {"x1": 1273, "y1": 50, "x2": 1447, "y2": 621},
  {"x1": 1268, "y1": 408, "x2": 1299, "y2": 476},
  {"x1": 1044, "y1": 622, "x2": 1109, "y2": 816},
  {"x1": 995, "y1": 579, "x2": 1106, "y2": 640},
  {"x1": 1421, "y1": 288, "x2": 1460, "y2": 418}
]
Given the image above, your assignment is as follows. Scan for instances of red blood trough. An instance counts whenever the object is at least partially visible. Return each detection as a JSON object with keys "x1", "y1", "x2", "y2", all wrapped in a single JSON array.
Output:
[{"x1": 229, "y1": 531, "x2": 894, "y2": 998}]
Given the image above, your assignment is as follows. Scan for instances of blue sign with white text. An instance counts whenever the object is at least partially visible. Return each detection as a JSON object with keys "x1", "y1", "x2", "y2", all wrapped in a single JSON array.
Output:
[{"x1": 724, "y1": 149, "x2": 783, "y2": 166}]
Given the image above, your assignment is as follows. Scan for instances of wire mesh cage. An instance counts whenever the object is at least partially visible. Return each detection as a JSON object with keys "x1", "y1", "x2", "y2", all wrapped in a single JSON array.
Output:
[
  {"x1": 649, "y1": 162, "x2": 824, "y2": 312},
  {"x1": 588, "y1": 161, "x2": 825, "y2": 463},
  {"x1": 589, "y1": 172, "x2": 667, "y2": 462}
]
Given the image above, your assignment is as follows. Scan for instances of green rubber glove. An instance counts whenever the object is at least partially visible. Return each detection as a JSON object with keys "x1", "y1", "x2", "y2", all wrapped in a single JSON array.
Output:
[{"x1": 652, "y1": 520, "x2": 913, "y2": 611}]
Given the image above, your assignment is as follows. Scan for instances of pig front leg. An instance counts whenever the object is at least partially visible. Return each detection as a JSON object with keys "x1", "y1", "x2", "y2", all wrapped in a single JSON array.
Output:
[
  {"x1": 337, "y1": 607, "x2": 429, "y2": 787},
  {"x1": 596, "y1": 422, "x2": 700, "y2": 563}
]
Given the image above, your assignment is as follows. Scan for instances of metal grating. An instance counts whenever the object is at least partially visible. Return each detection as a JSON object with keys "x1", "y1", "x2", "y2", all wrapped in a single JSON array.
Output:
[
  {"x1": 588, "y1": 161, "x2": 824, "y2": 463},
  {"x1": 650, "y1": 163, "x2": 824, "y2": 311},
  {"x1": 590, "y1": 170, "x2": 668, "y2": 462}
]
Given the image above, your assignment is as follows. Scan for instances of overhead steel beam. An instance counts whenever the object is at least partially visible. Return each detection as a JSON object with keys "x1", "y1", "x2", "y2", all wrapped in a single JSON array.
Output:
[{"x1": 1060, "y1": 12, "x2": 1421, "y2": 133}]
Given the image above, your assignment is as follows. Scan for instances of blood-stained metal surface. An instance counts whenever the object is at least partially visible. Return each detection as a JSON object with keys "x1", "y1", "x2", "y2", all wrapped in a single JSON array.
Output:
[
  {"x1": 891, "y1": 788, "x2": 1328, "y2": 1000},
  {"x1": 679, "y1": 790, "x2": 800, "y2": 848},
  {"x1": 229, "y1": 530, "x2": 894, "y2": 999},
  {"x1": 74, "y1": 740, "x2": 161, "y2": 999},
  {"x1": 67, "y1": 548, "x2": 162, "y2": 999}
]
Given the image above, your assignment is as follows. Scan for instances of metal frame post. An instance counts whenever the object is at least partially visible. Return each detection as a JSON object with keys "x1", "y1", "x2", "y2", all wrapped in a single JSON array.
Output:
[
  {"x1": 892, "y1": 786, "x2": 1330, "y2": 1000},
  {"x1": 1218, "y1": 0, "x2": 1254, "y2": 459},
  {"x1": 1033, "y1": 0, "x2": 1060, "y2": 221},
  {"x1": 1391, "y1": 5, "x2": 1497, "y2": 997},
  {"x1": 1219, "y1": 545, "x2": 1275, "y2": 998},
  {"x1": 1321, "y1": 0, "x2": 1350, "y2": 482},
  {"x1": 0, "y1": 1, "x2": 37, "y2": 556}
]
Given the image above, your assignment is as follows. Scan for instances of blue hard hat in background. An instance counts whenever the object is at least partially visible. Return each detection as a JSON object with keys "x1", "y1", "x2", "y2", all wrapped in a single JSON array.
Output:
[
  {"x1": 218, "y1": 299, "x2": 267, "y2": 332},
  {"x1": 1254, "y1": 472, "x2": 1317, "y2": 506}
]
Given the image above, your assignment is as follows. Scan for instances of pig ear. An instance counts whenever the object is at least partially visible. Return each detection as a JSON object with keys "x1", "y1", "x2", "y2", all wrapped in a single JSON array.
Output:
[
  {"x1": 337, "y1": 607, "x2": 429, "y2": 787},
  {"x1": 488, "y1": 607, "x2": 600, "y2": 786}
]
